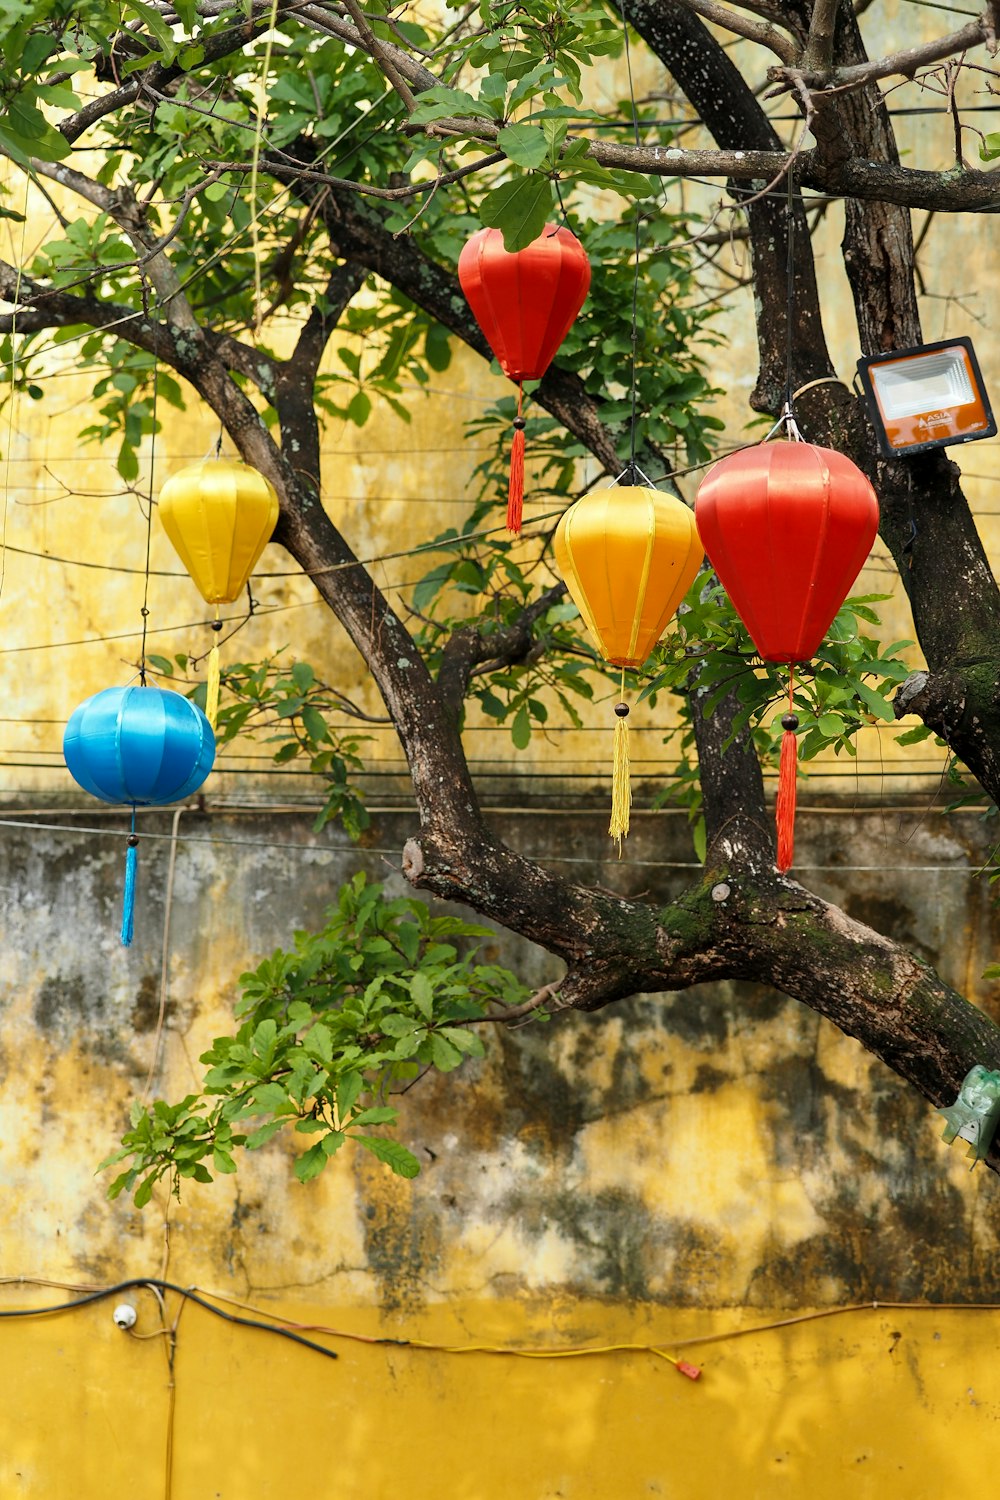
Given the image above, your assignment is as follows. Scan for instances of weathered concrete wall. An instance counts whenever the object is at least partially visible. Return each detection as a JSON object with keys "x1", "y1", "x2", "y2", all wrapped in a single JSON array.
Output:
[
  {"x1": 4, "y1": 801, "x2": 1000, "y2": 1495},
  {"x1": 3, "y1": 797, "x2": 1000, "y2": 1307}
]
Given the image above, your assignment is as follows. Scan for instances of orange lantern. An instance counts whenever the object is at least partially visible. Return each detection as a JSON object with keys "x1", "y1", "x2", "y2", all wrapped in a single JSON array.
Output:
[
  {"x1": 554, "y1": 484, "x2": 703, "y2": 849},
  {"x1": 158, "y1": 456, "x2": 279, "y2": 726}
]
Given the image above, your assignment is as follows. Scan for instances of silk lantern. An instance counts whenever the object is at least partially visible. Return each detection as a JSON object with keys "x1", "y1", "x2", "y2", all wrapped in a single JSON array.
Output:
[
  {"x1": 695, "y1": 438, "x2": 879, "y2": 871},
  {"x1": 554, "y1": 485, "x2": 703, "y2": 850},
  {"x1": 64, "y1": 685, "x2": 216, "y2": 945},
  {"x1": 158, "y1": 456, "x2": 279, "y2": 726},
  {"x1": 459, "y1": 225, "x2": 591, "y2": 534}
]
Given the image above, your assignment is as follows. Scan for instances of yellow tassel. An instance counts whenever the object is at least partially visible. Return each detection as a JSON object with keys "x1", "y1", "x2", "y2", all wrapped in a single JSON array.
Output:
[
  {"x1": 609, "y1": 703, "x2": 631, "y2": 854},
  {"x1": 205, "y1": 641, "x2": 220, "y2": 730}
]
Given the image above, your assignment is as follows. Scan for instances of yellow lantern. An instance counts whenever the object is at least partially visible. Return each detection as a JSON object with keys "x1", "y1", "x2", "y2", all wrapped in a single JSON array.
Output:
[
  {"x1": 554, "y1": 485, "x2": 703, "y2": 849},
  {"x1": 158, "y1": 456, "x2": 279, "y2": 726}
]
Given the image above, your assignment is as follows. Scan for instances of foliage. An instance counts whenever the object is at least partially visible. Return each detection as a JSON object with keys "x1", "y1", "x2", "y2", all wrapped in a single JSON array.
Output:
[
  {"x1": 147, "y1": 650, "x2": 372, "y2": 836},
  {"x1": 642, "y1": 591, "x2": 915, "y2": 857},
  {"x1": 102, "y1": 874, "x2": 533, "y2": 1203}
]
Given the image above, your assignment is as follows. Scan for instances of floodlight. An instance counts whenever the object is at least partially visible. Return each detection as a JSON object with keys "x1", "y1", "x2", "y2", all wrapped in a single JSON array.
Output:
[{"x1": 856, "y1": 336, "x2": 995, "y2": 458}]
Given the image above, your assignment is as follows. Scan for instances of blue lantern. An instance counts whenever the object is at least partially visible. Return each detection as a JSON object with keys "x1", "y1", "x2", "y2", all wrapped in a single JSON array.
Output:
[{"x1": 64, "y1": 685, "x2": 215, "y2": 945}]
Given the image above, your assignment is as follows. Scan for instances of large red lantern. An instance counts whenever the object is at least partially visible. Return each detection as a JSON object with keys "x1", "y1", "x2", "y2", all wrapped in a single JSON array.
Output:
[
  {"x1": 695, "y1": 438, "x2": 879, "y2": 870},
  {"x1": 459, "y1": 225, "x2": 591, "y2": 534}
]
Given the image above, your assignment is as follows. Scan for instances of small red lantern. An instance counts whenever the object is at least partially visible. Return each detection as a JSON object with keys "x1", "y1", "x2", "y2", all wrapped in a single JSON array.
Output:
[
  {"x1": 695, "y1": 438, "x2": 879, "y2": 871},
  {"x1": 459, "y1": 225, "x2": 591, "y2": 533}
]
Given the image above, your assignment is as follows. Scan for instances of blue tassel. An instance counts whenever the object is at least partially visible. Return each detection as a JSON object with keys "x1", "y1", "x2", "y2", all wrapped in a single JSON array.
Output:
[{"x1": 121, "y1": 832, "x2": 139, "y2": 947}]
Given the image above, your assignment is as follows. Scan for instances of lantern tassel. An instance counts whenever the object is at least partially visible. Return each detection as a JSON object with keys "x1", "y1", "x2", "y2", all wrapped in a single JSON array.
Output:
[
  {"x1": 775, "y1": 675, "x2": 799, "y2": 873},
  {"x1": 205, "y1": 643, "x2": 221, "y2": 730},
  {"x1": 205, "y1": 612, "x2": 223, "y2": 730},
  {"x1": 609, "y1": 688, "x2": 632, "y2": 855},
  {"x1": 508, "y1": 387, "x2": 525, "y2": 534},
  {"x1": 121, "y1": 823, "x2": 139, "y2": 947}
]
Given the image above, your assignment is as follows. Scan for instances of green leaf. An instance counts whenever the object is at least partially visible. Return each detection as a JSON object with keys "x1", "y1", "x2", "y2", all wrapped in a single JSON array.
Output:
[
  {"x1": 980, "y1": 132, "x2": 1000, "y2": 162},
  {"x1": 408, "y1": 86, "x2": 491, "y2": 125},
  {"x1": 301, "y1": 704, "x2": 329, "y2": 744},
  {"x1": 336, "y1": 1071, "x2": 363, "y2": 1119},
  {"x1": 294, "y1": 1142, "x2": 329, "y2": 1182},
  {"x1": 134, "y1": 1175, "x2": 157, "y2": 1209},
  {"x1": 511, "y1": 704, "x2": 532, "y2": 749},
  {"x1": 346, "y1": 390, "x2": 372, "y2": 427},
  {"x1": 349, "y1": 1106, "x2": 398, "y2": 1127},
  {"x1": 817, "y1": 712, "x2": 846, "y2": 738},
  {"x1": 354, "y1": 1135, "x2": 421, "y2": 1178},
  {"x1": 424, "y1": 323, "x2": 451, "y2": 373},
  {"x1": 122, "y1": 0, "x2": 178, "y2": 60},
  {"x1": 429, "y1": 1032, "x2": 463, "y2": 1071},
  {"x1": 541, "y1": 117, "x2": 569, "y2": 166},
  {"x1": 853, "y1": 680, "x2": 896, "y2": 723},
  {"x1": 497, "y1": 122, "x2": 550, "y2": 169},
  {"x1": 409, "y1": 971, "x2": 434, "y2": 1019},
  {"x1": 380, "y1": 1013, "x2": 419, "y2": 1037},
  {"x1": 245, "y1": 1120, "x2": 285, "y2": 1150},
  {"x1": 480, "y1": 176, "x2": 554, "y2": 252}
]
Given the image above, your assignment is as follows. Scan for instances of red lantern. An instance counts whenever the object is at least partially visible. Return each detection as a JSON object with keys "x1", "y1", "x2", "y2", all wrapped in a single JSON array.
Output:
[
  {"x1": 695, "y1": 439, "x2": 879, "y2": 871},
  {"x1": 459, "y1": 225, "x2": 591, "y2": 533}
]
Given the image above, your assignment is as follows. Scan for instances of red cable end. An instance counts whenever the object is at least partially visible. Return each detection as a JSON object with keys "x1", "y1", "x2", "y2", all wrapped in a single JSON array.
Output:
[{"x1": 675, "y1": 1359, "x2": 701, "y2": 1381}]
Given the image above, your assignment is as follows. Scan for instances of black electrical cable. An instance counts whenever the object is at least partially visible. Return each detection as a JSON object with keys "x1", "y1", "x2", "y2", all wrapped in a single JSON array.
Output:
[{"x1": 0, "y1": 1278, "x2": 338, "y2": 1361}]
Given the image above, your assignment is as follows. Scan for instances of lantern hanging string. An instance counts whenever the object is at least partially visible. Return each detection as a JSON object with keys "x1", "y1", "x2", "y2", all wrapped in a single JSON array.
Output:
[
  {"x1": 129, "y1": 336, "x2": 160, "y2": 944},
  {"x1": 616, "y1": 0, "x2": 643, "y2": 483},
  {"x1": 138, "y1": 356, "x2": 160, "y2": 687},
  {"x1": 1, "y1": 179, "x2": 30, "y2": 607}
]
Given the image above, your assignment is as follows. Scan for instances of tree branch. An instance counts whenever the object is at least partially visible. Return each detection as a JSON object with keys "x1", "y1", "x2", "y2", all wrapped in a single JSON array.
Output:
[
  {"x1": 338, "y1": 0, "x2": 416, "y2": 110},
  {"x1": 437, "y1": 583, "x2": 567, "y2": 721},
  {"x1": 801, "y1": 0, "x2": 841, "y2": 78},
  {"x1": 669, "y1": 0, "x2": 798, "y2": 61},
  {"x1": 780, "y1": 13, "x2": 998, "y2": 92}
]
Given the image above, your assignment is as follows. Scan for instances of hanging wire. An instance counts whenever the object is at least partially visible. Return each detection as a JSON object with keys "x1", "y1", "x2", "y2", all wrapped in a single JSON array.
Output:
[
  {"x1": 138, "y1": 359, "x2": 160, "y2": 685},
  {"x1": 0, "y1": 178, "x2": 31, "y2": 606},
  {"x1": 617, "y1": 0, "x2": 644, "y2": 484},
  {"x1": 762, "y1": 160, "x2": 804, "y2": 446}
]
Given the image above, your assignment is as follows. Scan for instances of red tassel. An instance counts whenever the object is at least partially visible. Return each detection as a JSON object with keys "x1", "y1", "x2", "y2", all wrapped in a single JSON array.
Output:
[
  {"x1": 508, "y1": 387, "x2": 525, "y2": 534},
  {"x1": 776, "y1": 722, "x2": 798, "y2": 871},
  {"x1": 775, "y1": 671, "x2": 799, "y2": 871}
]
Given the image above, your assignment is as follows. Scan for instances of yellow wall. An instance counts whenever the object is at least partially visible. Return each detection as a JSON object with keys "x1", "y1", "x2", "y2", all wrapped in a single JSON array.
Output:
[{"x1": 5, "y1": 1290, "x2": 1000, "y2": 1497}]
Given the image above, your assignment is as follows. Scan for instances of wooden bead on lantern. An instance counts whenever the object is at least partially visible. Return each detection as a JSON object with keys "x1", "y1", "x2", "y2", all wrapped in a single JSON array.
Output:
[
  {"x1": 554, "y1": 484, "x2": 703, "y2": 851},
  {"x1": 64, "y1": 685, "x2": 216, "y2": 946},
  {"x1": 459, "y1": 225, "x2": 591, "y2": 534},
  {"x1": 158, "y1": 456, "x2": 279, "y2": 727},
  {"x1": 695, "y1": 438, "x2": 879, "y2": 872}
]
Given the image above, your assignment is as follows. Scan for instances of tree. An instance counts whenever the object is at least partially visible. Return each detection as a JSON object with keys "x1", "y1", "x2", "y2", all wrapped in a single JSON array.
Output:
[{"x1": 3, "y1": 0, "x2": 1000, "y2": 1194}]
